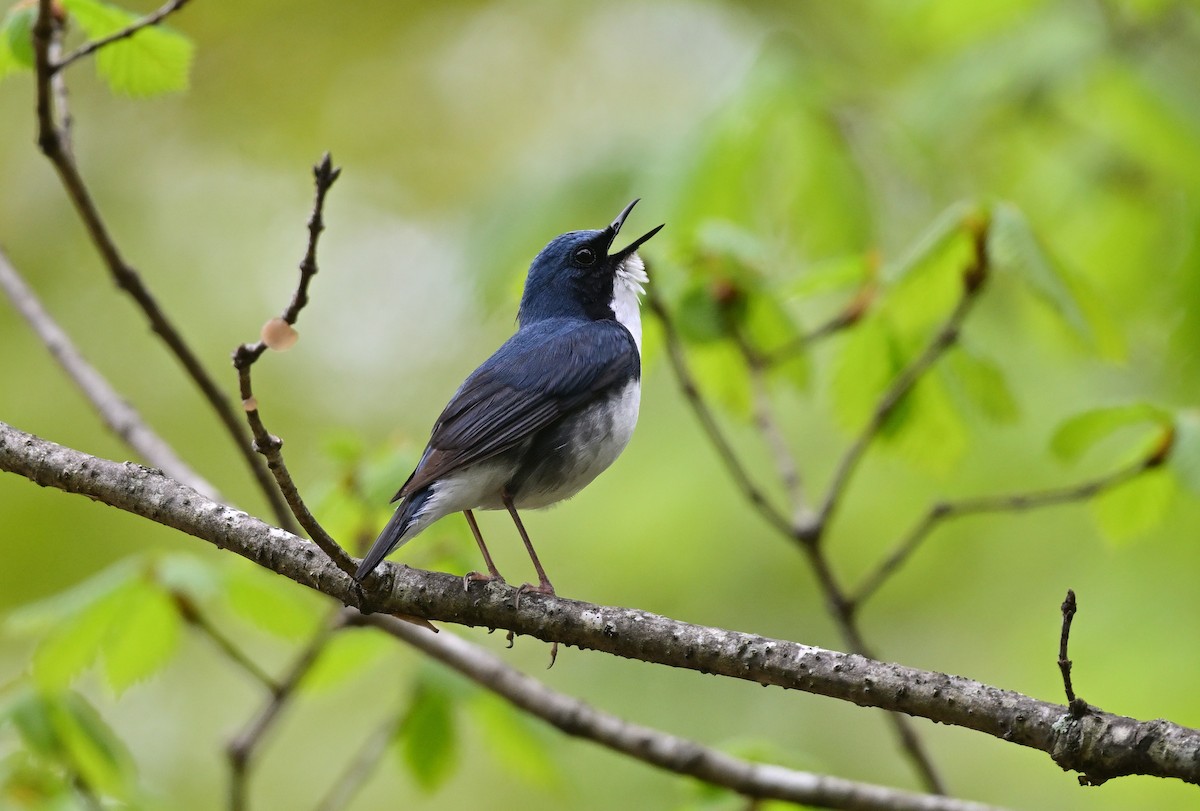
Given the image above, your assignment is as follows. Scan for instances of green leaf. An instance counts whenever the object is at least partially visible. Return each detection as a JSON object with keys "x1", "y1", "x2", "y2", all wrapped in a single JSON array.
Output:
[
  {"x1": 946, "y1": 346, "x2": 1019, "y2": 423},
  {"x1": 988, "y1": 202, "x2": 1094, "y2": 343},
  {"x1": 62, "y1": 0, "x2": 193, "y2": 97},
  {"x1": 6, "y1": 559, "x2": 139, "y2": 634},
  {"x1": 101, "y1": 583, "x2": 181, "y2": 693},
  {"x1": 1092, "y1": 467, "x2": 1176, "y2": 543},
  {"x1": 300, "y1": 628, "x2": 392, "y2": 693},
  {"x1": 31, "y1": 578, "x2": 140, "y2": 691},
  {"x1": 224, "y1": 561, "x2": 323, "y2": 641},
  {"x1": 831, "y1": 315, "x2": 897, "y2": 431},
  {"x1": 881, "y1": 200, "x2": 977, "y2": 284},
  {"x1": 0, "y1": 4, "x2": 35, "y2": 80},
  {"x1": 395, "y1": 678, "x2": 458, "y2": 792},
  {"x1": 152, "y1": 552, "x2": 221, "y2": 602},
  {"x1": 674, "y1": 280, "x2": 728, "y2": 345},
  {"x1": 687, "y1": 342, "x2": 752, "y2": 419},
  {"x1": 1050, "y1": 403, "x2": 1171, "y2": 464},
  {"x1": 472, "y1": 692, "x2": 558, "y2": 789},
  {"x1": 744, "y1": 292, "x2": 808, "y2": 391},
  {"x1": 780, "y1": 253, "x2": 869, "y2": 299},
  {"x1": 52, "y1": 692, "x2": 133, "y2": 797},
  {"x1": 5, "y1": 691, "x2": 134, "y2": 799},
  {"x1": 1167, "y1": 410, "x2": 1200, "y2": 496},
  {"x1": 881, "y1": 374, "x2": 970, "y2": 474}
]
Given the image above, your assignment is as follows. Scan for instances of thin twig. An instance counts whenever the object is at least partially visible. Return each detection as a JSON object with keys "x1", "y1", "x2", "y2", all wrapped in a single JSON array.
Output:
[
  {"x1": 728, "y1": 322, "x2": 809, "y2": 523},
  {"x1": 358, "y1": 611, "x2": 1006, "y2": 811},
  {"x1": 312, "y1": 711, "x2": 398, "y2": 811},
  {"x1": 231, "y1": 156, "x2": 358, "y2": 579},
  {"x1": 0, "y1": 248, "x2": 218, "y2": 497},
  {"x1": 172, "y1": 592, "x2": 281, "y2": 692},
  {"x1": 1058, "y1": 589, "x2": 1084, "y2": 714},
  {"x1": 645, "y1": 283, "x2": 793, "y2": 537},
  {"x1": 227, "y1": 609, "x2": 345, "y2": 811},
  {"x1": 804, "y1": 217, "x2": 990, "y2": 547},
  {"x1": 851, "y1": 452, "x2": 1163, "y2": 608},
  {"x1": 53, "y1": 0, "x2": 194, "y2": 73},
  {"x1": 762, "y1": 279, "x2": 877, "y2": 366},
  {"x1": 31, "y1": 0, "x2": 298, "y2": 533}
]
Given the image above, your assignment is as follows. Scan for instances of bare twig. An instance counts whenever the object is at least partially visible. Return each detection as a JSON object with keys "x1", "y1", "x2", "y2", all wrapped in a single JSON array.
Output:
[
  {"x1": 230, "y1": 156, "x2": 358, "y2": 579},
  {"x1": 359, "y1": 612, "x2": 1008, "y2": 811},
  {"x1": 804, "y1": 217, "x2": 990, "y2": 547},
  {"x1": 0, "y1": 248, "x2": 218, "y2": 497},
  {"x1": 1058, "y1": 589, "x2": 1087, "y2": 717},
  {"x1": 763, "y1": 278, "x2": 877, "y2": 366},
  {"x1": 31, "y1": 0, "x2": 297, "y2": 532},
  {"x1": 172, "y1": 592, "x2": 280, "y2": 691},
  {"x1": 227, "y1": 610, "x2": 345, "y2": 811},
  {"x1": 729, "y1": 323, "x2": 808, "y2": 521},
  {"x1": 312, "y1": 711, "x2": 397, "y2": 811},
  {"x1": 5, "y1": 423, "x2": 1200, "y2": 787},
  {"x1": 645, "y1": 283, "x2": 793, "y2": 537},
  {"x1": 53, "y1": 0, "x2": 194, "y2": 73},
  {"x1": 851, "y1": 453, "x2": 1162, "y2": 608}
]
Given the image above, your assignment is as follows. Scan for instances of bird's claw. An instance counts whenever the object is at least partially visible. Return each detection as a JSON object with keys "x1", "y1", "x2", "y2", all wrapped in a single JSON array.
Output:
[
  {"x1": 463, "y1": 571, "x2": 506, "y2": 592},
  {"x1": 514, "y1": 581, "x2": 555, "y2": 610}
]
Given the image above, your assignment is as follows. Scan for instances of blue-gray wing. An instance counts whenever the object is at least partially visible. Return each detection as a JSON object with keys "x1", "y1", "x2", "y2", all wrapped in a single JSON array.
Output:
[{"x1": 394, "y1": 319, "x2": 638, "y2": 500}]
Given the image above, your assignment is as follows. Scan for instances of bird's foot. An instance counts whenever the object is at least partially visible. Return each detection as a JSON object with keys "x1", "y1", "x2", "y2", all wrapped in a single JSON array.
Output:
[
  {"x1": 463, "y1": 571, "x2": 506, "y2": 592},
  {"x1": 514, "y1": 580, "x2": 555, "y2": 610}
]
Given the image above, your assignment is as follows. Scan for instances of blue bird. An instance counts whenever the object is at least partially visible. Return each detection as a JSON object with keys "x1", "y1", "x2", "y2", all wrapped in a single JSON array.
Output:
[{"x1": 354, "y1": 200, "x2": 663, "y2": 596}]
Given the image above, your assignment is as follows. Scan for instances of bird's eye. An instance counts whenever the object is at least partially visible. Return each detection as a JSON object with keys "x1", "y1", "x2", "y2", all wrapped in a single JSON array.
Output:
[{"x1": 573, "y1": 247, "x2": 596, "y2": 266}]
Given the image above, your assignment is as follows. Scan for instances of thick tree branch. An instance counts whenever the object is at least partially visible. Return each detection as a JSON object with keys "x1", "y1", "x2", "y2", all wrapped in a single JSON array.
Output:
[
  {"x1": 3, "y1": 421, "x2": 1198, "y2": 787},
  {"x1": 31, "y1": 0, "x2": 297, "y2": 533},
  {"x1": 0, "y1": 248, "x2": 217, "y2": 497},
  {"x1": 360, "y1": 611, "x2": 1003, "y2": 811}
]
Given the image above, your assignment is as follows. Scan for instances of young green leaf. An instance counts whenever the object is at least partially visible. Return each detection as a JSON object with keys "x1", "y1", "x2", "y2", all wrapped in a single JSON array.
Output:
[
  {"x1": 31, "y1": 578, "x2": 141, "y2": 691},
  {"x1": 687, "y1": 342, "x2": 752, "y2": 419},
  {"x1": 224, "y1": 560, "x2": 323, "y2": 641},
  {"x1": 300, "y1": 628, "x2": 392, "y2": 693},
  {"x1": 101, "y1": 582, "x2": 181, "y2": 694},
  {"x1": 1091, "y1": 467, "x2": 1175, "y2": 543},
  {"x1": 472, "y1": 692, "x2": 559, "y2": 789},
  {"x1": 61, "y1": 0, "x2": 193, "y2": 97},
  {"x1": 1167, "y1": 410, "x2": 1200, "y2": 495},
  {"x1": 881, "y1": 374, "x2": 970, "y2": 474},
  {"x1": 6, "y1": 559, "x2": 140, "y2": 634},
  {"x1": 831, "y1": 315, "x2": 897, "y2": 431},
  {"x1": 6, "y1": 691, "x2": 135, "y2": 799},
  {"x1": 395, "y1": 678, "x2": 458, "y2": 792},
  {"x1": 1050, "y1": 403, "x2": 1171, "y2": 464},
  {"x1": 781, "y1": 253, "x2": 869, "y2": 299},
  {"x1": 0, "y1": 3, "x2": 36, "y2": 79},
  {"x1": 50, "y1": 691, "x2": 134, "y2": 798},
  {"x1": 946, "y1": 346, "x2": 1020, "y2": 423},
  {"x1": 988, "y1": 202, "x2": 1094, "y2": 344}
]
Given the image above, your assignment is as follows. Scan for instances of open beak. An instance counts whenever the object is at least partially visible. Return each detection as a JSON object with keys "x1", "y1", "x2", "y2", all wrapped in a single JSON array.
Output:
[{"x1": 605, "y1": 198, "x2": 665, "y2": 259}]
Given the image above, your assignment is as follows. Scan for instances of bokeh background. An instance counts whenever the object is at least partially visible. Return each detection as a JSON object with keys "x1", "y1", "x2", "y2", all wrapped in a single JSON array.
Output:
[{"x1": 3, "y1": 0, "x2": 1200, "y2": 808}]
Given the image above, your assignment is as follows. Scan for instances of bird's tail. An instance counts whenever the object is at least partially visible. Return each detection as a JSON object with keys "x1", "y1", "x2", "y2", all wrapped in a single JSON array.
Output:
[{"x1": 353, "y1": 487, "x2": 433, "y2": 582}]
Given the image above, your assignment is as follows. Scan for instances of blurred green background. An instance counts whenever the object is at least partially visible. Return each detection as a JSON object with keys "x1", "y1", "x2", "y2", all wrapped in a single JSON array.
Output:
[{"x1": 3, "y1": 0, "x2": 1200, "y2": 808}]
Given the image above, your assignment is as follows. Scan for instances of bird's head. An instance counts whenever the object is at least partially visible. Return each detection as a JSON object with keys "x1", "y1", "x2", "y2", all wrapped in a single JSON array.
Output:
[{"x1": 518, "y1": 200, "x2": 664, "y2": 329}]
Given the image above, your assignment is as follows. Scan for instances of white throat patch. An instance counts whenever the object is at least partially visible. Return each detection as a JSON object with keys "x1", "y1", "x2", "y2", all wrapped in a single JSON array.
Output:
[{"x1": 611, "y1": 253, "x2": 648, "y2": 351}]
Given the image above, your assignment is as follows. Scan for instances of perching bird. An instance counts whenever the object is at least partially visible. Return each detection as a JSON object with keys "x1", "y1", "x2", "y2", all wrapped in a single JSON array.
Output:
[{"x1": 354, "y1": 200, "x2": 663, "y2": 595}]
